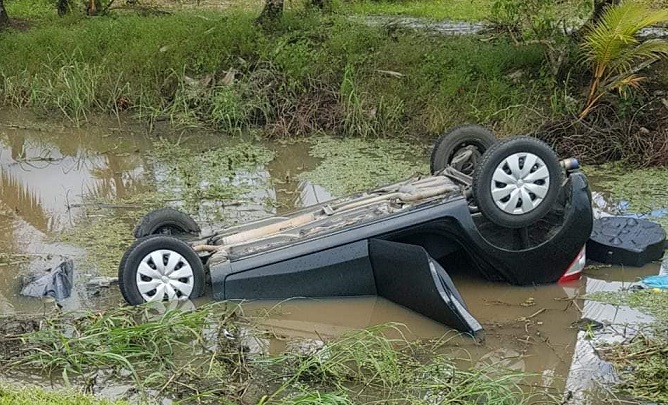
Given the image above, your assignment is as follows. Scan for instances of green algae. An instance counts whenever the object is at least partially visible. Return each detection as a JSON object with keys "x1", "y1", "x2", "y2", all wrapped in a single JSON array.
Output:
[{"x1": 299, "y1": 136, "x2": 429, "y2": 196}]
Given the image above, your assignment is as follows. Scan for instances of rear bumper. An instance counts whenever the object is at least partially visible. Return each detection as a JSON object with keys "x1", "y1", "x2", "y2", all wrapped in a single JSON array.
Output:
[{"x1": 462, "y1": 172, "x2": 593, "y2": 285}]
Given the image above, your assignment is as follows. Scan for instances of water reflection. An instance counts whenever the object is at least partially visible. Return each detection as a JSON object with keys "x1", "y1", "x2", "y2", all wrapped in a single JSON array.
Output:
[
  {"x1": 0, "y1": 129, "x2": 149, "y2": 233},
  {"x1": 0, "y1": 114, "x2": 154, "y2": 312}
]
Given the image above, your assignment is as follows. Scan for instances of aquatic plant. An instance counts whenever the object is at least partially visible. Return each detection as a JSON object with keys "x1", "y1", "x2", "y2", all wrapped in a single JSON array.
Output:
[
  {"x1": 585, "y1": 165, "x2": 668, "y2": 228},
  {"x1": 589, "y1": 289, "x2": 668, "y2": 325},
  {"x1": 0, "y1": 385, "x2": 128, "y2": 405},
  {"x1": 299, "y1": 135, "x2": 428, "y2": 195}
]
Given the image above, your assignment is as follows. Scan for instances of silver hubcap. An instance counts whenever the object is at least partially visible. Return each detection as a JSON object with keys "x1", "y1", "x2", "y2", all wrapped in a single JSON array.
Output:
[
  {"x1": 491, "y1": 152, "x2": 550, "y2": 215},
  {"x1": 136, "y1": 249, "x2": 195, "y2": 302}
]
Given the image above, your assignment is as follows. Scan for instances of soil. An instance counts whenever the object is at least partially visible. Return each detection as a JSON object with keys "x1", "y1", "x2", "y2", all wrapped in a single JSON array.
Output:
[
  {"x1": 0, "y1": 17, "x2": 30, "y2": 31},
  {"x1": 0, "y1": 314, "x2": 42, "y2": 359}
]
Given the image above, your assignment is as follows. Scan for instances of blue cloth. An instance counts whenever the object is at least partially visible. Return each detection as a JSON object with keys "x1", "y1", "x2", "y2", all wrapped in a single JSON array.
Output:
[{"x1": 640, "y1": 274, "x2": 668, "y2": 290}]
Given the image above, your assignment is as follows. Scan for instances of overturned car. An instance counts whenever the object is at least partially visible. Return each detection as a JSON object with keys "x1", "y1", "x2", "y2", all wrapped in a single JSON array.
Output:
[{"x1": 118, "y1": 126, "x2": 594, "y2": 336}]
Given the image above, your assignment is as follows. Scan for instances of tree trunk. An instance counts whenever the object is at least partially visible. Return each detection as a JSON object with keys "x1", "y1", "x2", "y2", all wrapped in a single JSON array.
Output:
[
  {"x1": 309, "y1": 0, "x2": 330, "y2": 11},
  {"x1": 591, "y1": 0, "x2": 621, "y2": 27},
  {"x1": 257, "y1": 0, "x2": 284, "y2": 24},
  {"x1": 574, "y1": 0, "x2": 620, "y2": 39},
  {"x1": 57, "y1": 0, "x2": 70, "y2": 16},
  {"x1": 0, "y1": 0, "x2": 9, "y2": 28},
  {"x1": 87, "y1": 0, "x2": 102, "y2": 15}
]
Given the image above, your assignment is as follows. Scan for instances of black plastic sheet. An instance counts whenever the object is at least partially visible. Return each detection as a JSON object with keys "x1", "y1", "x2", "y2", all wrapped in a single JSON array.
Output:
[{"x1": 20, "y1": 260, "x2": 74, "y2": 301}]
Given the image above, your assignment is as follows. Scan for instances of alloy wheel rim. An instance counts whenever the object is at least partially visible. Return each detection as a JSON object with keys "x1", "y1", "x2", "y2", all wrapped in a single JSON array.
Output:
[
  {"x1": 136, "y1": 249, "x2": 194, "y2": 302},
  {"x1": 490, "y1": 152, "x2": 550, "y2": 215}
]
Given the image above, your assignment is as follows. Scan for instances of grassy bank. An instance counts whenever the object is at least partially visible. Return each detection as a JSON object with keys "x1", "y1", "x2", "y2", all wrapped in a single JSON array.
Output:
[
  {"x1": 0, "y1": 305, "x2": 546, "y2": 404},
  {"x1": 0, "y1": 0, "x2": 557, "y2": 137}
]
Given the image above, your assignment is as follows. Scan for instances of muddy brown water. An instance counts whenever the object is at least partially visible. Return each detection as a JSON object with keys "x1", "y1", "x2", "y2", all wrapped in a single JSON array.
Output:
[{"x1": 0, "y1": 110, "x2": 663, "y2": 402}]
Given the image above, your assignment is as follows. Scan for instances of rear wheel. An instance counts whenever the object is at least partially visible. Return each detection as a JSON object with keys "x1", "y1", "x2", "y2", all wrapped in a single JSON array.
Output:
[
  {"x1": 473, "y1": 136, "x2": 562, "y2": 229},
  {"x1": 430, "y1": 125, "x2": 497, "y2": 175},
  {"x1": 118, "y1": 236, "x2": 206, "y2": 305}
]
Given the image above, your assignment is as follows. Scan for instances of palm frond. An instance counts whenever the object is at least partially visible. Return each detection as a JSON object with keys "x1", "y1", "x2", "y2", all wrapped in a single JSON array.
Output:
[
  {"x1": 582, "y1": 2, "x2": 644, "y2": 65},
  {"x1": 606, "y1": 39, "x2": 668, "y2": 77},
  {"x1": 607, "y1": 73, "x2": 645, "y2": 94},
  {"x1": 581, "y1": 2, "x2": 668, "y2": 67},
  {"x1": 580, "y1": 1, "x2": 668, "y2": 118}
]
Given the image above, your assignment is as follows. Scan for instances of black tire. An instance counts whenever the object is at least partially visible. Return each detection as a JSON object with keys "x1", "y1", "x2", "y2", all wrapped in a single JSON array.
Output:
[
  {"x1": 118, "y1": 236, "x2": 206, "y2": 305},
  {"x1": 473, "y1": 136, "x2": 562, "y2": 229},
  {"x1": 133, "y1": 208, "x2": 200, "y2": 238},
  {"x1": 430, "y1": 125, "x2": 497, "y2": 175}
]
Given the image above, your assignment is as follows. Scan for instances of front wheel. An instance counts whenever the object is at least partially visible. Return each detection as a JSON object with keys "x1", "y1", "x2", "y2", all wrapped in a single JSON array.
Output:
[
  {"x1": 430, "y1": 125, "x2": 497, "y2": 175},
  {"x1": 118, "y1": 236, "x2": 206, "y2": 305},
  {"x1": 473, "y1": 136, "x2": 562, "y2": 229}
]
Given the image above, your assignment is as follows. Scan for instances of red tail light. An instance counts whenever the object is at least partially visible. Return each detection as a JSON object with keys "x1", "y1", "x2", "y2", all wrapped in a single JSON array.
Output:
[{"x1": 558, "y1": 246, "x2": 586, "y2": 283}]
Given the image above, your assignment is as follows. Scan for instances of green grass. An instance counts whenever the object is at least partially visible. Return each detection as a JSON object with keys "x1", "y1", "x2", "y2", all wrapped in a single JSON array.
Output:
[
  {"x1": 1, "y1": 314, "x2": 545, "y2": 404},
  {"x1": 0, "y1": 385, "x2": 129, "y2": 405},
  {"x1": 588, "y1": 288, "x2": 668, "y2": 402},
  {"x1": 0, "y1": 1, "x2": 558, "y2": 137},
  {"x1": 2, "y1": 302, "x2": 242, "y2": 402},
  {"x1": 256, "y1": 324, "x2": 542, "y2": 404},
  {"x1": 342, "y1": 0, "x2": 493, "y2": 21},
  {"x1": 276, "y1": 392, "x2": 352, "y2": 405},
  {"x1": 4, "y1": 0, "x2": 58, "y2": 20},
  {"x1": 13, "y1": 305, "x2": 212, "y2": 378}
]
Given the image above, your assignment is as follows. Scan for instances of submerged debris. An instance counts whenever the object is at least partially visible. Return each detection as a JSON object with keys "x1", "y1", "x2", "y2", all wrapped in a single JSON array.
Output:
[
  {"x1": 598, "y1": 333, "x2": 668, "y2": 404},
  {"x1": 86, "y1": 276, "x2": 119, "y2": 289},
  {"x1": 19, "y1": 260, "x2": 73, "y2": 302}
]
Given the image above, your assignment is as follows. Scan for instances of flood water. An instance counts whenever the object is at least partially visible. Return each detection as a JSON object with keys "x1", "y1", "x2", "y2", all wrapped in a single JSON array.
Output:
[{"x1": 0, "y1": 110, "x2": 663, "y2": 403}]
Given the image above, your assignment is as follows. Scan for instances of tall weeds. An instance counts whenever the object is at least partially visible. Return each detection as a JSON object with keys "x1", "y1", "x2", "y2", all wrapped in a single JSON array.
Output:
[
  {"x1": 0, "y1": 10, "x2": 551, "y2": 137},
  {"x1": 256, "y1": 324, "x2": 540, "y2": 404},
  {"x1": 2, "y1": 311, "x2": 545, "y2": 404},
  {"x1": 2, "y1": 303, "x2": 238, "y2": 389}
]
